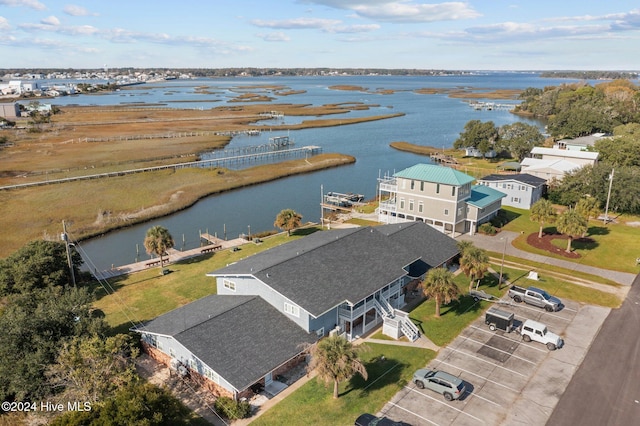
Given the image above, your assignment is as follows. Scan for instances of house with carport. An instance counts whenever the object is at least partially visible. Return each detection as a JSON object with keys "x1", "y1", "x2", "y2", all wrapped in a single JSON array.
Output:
[{"x1": 134, "y1": 222, "x2": 459, "y2": 401}]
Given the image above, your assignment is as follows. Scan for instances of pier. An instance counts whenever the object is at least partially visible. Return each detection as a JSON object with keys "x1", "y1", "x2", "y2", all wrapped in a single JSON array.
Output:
[
  {"x1": 0, "y1": 145, "x2": 323, "y2": 191},
  {"x1": 469, "y1": 101, "x2": 515, "y2": 111}
]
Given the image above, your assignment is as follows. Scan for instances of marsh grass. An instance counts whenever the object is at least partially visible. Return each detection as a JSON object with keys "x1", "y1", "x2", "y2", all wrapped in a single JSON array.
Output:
[{"x1": 0, "y1": 154, "x2": 354, "y2": 257}]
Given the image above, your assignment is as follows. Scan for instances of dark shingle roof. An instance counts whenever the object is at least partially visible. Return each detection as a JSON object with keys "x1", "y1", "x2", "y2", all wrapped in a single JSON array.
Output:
[
  {"x1": 212, "y1": 222, "x2": 459, "y2": 317},
  {"x1": 137, "y1": 295, "x2": 316, "y2": 392},
  {"x1": 478, "y1": 173, "x2": 546, "y2": 187}
]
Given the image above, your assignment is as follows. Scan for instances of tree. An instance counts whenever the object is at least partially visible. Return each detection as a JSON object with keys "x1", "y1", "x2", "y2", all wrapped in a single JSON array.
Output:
[
  {"x1": 0, "y1": 286, "x2": 106, "y2": 401},
  {"x1": 530, "y1": 199, "x2": 557, "y2": 238},
  {"x1": 0, "y1": 239, "x2": 82, "y2": 296},
  {"x1": 556, "y1": 209, "x2": 588, "y2": 253},
  {"x1": 143, "y1": 225, "x2": 174, "y2": 273},
  {"x1": 459, "y1": 246, "x2": 490, "y2": 292},
  {"x1": 306, "y1": 335, "x2": 368, "y2": 399},
  {"x1": 496, "y1": 122, "x2": 544, "y2": 161},
  {"x1": 422, "y1": 267, "x2": 460, "y2": 318},
  {"x1": 274, "y1": 209, "x2": 303, "y2": 236},
  {"x1": 51, "y1": 382, "x2": 190, "y2": 426},
  {"x1": 575, "y1": 197, "x2": 600, "y2": 221},
  {"x1": 453, "y1": 120, "x2": 499, "y2": 154},
  {"x1": 46, "y1": 334, "x2": 138, "y2": 403}
]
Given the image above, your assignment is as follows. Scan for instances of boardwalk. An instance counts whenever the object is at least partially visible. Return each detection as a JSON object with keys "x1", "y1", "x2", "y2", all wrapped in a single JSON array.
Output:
[{"x1": 96, "y1": 237, "x2": 248, "y2": 279}]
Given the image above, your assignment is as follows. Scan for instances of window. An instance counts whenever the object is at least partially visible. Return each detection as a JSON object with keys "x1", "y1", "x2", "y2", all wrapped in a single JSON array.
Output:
[
  {"x1": 436, "y1": 184, "x2": 440, "y2": 194},
  {"x1": 169, "y1": 347, "x2": 175, "y2": 358},
  {"x1": 452, "y1": 186, "x2": 456, "y2": 196},
  {"x1": 223, "y1": 279, "x2": 236, "y2": 292},
  {"x1": 284, "y1": 302, "x2": 300, "y2": 317},
  {"x1": 410, "y1": 180, "x2": 415, "y2": 190},
  {"x1": 409, "y1": 200, "x2": 414, "y2": 211},
  {"x1": 316, "y1": 328, "x2": 325, "y2": 337},
  {"x1": 444, "y1": 209, "x2": 449, "y2": 216},
  {"x1": 418, "y1": 202, "x2": 423, "y2": 213},
  {"x1": 205, "y1": 368, "x2": 220, "y2": 383},
  {"x1": 420, "y1": 181, "x2": 424, "y2": 191},
  {"x1": 400, "y1": 198, "x2": 405, "y2": 209}
]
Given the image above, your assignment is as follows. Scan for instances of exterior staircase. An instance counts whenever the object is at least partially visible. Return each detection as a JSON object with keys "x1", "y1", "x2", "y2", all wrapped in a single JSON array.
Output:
[{"x1": 373, "y1": 296, "x2": 420, "y2": 342}]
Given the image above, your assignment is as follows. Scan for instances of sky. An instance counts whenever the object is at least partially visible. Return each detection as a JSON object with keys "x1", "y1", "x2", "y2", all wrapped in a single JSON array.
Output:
[{"x1": 1, "y1": 0, "x2": 639, "y2": 70}]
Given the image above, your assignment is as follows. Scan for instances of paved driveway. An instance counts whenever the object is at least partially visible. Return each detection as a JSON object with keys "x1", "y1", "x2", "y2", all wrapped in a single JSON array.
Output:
[{"x1": 378, "y1": 297, "x2": 609, "y2": 426}]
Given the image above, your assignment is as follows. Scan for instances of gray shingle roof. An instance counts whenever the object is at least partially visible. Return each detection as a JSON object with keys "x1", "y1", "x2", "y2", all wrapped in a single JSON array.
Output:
[
  {"x1": 478, "y1": 173, "x2": 546, "y2": 187},
  {"x1": 212, "y1": 222, "x2": 459, "y2": 317},
  {"x1": 137, "y1": 295, "x2": 316, "y2": 392}
]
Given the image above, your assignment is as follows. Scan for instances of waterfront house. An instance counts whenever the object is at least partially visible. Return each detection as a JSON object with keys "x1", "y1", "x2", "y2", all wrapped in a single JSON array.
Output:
[
  {"x1": 553, "y1": 133, "x2": 609, "y2": 151},
  {"x1": 134, "y1": 222, "x2": 459, "y2": 400},
  {"x1": 476, "y1": 173, "x2": 546, "y2": 210},
  {"x1": 377, "y1": 163, "x2": 505, "y2": 235},
  {"x1": 520, "y1": 147, "x2": 599, "y2": 181}
]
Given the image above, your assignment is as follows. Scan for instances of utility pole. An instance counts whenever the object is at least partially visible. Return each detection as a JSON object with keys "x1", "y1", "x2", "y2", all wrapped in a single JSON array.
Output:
[
  {"x1": 603, "y1": 168, "x2": 614, "y2": 224},
  {"x1": 498, "y1": 236, "x2": 508, "y2": 289},
  {"x1": 61, "y1": 220, "x2": 76, "y2": 287}
]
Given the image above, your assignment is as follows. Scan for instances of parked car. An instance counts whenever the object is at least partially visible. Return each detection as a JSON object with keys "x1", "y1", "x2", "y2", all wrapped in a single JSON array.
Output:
[
  {"x1": 412, "y1": 369, "x2": 466, "y2": 401},
  {"x1": 354, "y1": 413, "x2": 410, "y2": 426},
  {"x1": 508, "y1": 285, "x2": 562, "y2": 312},
  {"x1": 518, "y1": 319, "x2": 564, "y2": 350}
]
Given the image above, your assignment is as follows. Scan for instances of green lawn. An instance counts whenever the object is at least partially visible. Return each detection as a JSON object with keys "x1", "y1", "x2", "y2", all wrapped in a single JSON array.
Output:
[
  {"x1": 501, "y1": 206, "x2": 640, "y2": 273},
  {"x1": 93, "y1": 227, "x2": 321, "y2": 334},
  {"x1": 251, "y1": 343, "x2": 435, "y2": 426}
]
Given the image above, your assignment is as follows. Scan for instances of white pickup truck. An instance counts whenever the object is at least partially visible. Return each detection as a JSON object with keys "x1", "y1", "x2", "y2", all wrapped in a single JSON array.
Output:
[{"x1": 519, "y1": 319, "x2": 564, "y2": 350}]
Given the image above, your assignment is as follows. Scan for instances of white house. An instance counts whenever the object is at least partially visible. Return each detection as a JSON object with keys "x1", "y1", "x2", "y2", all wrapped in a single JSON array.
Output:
[
  {"x1": 520, "y1": 147, "x2": 599, "y2": 181},
  {"x1": 476, "y1": 173, "x2": 546, "y2": 209}
]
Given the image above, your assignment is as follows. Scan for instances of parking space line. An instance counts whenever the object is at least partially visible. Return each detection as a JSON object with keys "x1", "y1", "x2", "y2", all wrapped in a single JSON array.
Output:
[
  {"x1": 468, "y1": 325, "x2": 549, "y2": 353},
  {"x1": 442, "y1": 347, "x2": 527, "y2": 377},
  {"x1": 405, "y1": 386, "x2": 486, "y2": 424},
  {"x1": 435, "y1": 359, "x2": 521, "y2": 393},
  {"x1": 464, "y1": 390, "x2": 502, "y2": 407},
  {"x1": 459, "y1": 335, "x2": 537, "y2": 365},
  {"x1": 387, "y1": 402, "x2": 441, "y2": 426},
  {"x1": 511, "y1": 303, "x2": 572, "y2": 321}
]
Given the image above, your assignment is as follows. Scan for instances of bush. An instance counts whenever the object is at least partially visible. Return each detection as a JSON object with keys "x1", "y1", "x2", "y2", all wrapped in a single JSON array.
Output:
[
  {"x1": 214, "y1": 396, "x2": 251, "y2": 420},
  {"x1": 478, "y1": 222, "x2": 497, "y2": 235}
]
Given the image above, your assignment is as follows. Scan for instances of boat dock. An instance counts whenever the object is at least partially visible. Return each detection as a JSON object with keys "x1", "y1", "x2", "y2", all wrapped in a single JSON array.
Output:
[
  {"x1": 469, "y1": 101, "x2": 515, "y2": 111},
  {"x1": 95, "y1": 237, "x2": 248, "y2": 279},
  {"x1": 429, "y1": 152, "x2": 459, "y2": 165}
]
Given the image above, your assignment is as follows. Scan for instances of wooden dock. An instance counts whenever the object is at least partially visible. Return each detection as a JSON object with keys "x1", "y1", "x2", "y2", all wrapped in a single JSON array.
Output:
[{"x1": 430, "y1": 152, "x2": 459, "y2": 165}]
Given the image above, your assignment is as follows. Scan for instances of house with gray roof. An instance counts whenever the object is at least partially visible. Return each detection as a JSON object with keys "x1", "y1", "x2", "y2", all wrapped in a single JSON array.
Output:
[
  {"x1": 134, "y1": 222, "x2": 459, "y2": 400},
  {"x1": 477, "y1": 173, "x2": 546, "y2": 209},
  {"x1": 377, "y1": 163, "x2": 505, "y2": 235}
]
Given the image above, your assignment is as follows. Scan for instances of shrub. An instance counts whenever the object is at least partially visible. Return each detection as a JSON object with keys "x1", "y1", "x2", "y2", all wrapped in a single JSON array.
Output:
[
  {"x1": 479, "y1": 222, "x2": 497, "y2": 235},
  {"x1": 214, "y1": 396, "x2": 251, "y2": 420}
]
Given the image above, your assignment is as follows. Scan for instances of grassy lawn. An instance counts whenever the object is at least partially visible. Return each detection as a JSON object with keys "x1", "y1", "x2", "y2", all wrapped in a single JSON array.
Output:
[
  {"x1": 93, "y1": 228, "x2": 320, "y2": 334},
  {"x1": 251, "y1": 343, "x2": 435, "y2": 426},
  {"x1": 501, "y1": 206, "x2": 640, "y2": 274}
]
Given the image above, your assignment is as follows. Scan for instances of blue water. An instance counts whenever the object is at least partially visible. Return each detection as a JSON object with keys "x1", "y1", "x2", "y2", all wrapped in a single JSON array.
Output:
[{"x1": 69, "y1": 72, "x2": 578, "y2": 270}]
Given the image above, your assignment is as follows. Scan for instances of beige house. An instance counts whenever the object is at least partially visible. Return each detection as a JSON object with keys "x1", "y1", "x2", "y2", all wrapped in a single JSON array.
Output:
[{"x1": 377, "y1": 163, "x2": 505, "y2": 235}]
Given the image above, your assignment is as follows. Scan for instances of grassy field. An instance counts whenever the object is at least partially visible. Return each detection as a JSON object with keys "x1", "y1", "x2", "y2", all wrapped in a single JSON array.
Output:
[
  {"x1": 500, "y1": 206, "x2": 640, "y2": 273},
  {"x1": 251, "y1": 343, "x2": 435, "y2": 426}
]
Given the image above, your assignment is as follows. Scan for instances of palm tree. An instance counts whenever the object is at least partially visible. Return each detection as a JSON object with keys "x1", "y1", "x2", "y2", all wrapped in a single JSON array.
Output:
[
  {"x1": 556, "y1": 209, "x2": 588, "y2": 253},
  {"x1": 459, "y1": 246, "x2": 490, "y2": 292},
  {"x1": 456, "y1": 240, "x2": 474, "y2": 257},
  {"x1": 274, "y1": 209, "x2": 303, "y2": 236},
  {"x1": 143, "y1": 226, "x2": 174, "y2": 273},
  {"x1": 306, "y1": 335, "x2": 368, "y2": 399},
  {"x1": 422, "y1": 267, "x2": 460, "y2": 318},
  {"x1": 575, "y1": 197, "x2": 600, "y2": 222},
  {"x1": 530, "y1": 199, "x2": 556, "y2": 238}
]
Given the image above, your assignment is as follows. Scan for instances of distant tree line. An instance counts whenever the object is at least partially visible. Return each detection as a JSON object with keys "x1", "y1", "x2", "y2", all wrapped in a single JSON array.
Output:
[
  {"x1": 540, "y1": 71, "x2": 638, "y2": 80},
  {"x1": 515, "y1": 79, "x2": 640, "y2": 138}
]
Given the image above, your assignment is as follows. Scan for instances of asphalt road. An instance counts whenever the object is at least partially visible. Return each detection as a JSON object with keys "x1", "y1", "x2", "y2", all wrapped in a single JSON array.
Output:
[{"x1": 547, "y1": 272, "x2": 640, "y2": 426}]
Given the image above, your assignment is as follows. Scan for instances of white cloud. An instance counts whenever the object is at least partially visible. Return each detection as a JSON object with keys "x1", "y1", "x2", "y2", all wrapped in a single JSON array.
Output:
[
  {"x1": 19, "y1": 22, "x2": 99, "y2": 35},
  {"x1": 0, "y1": 0, "x2": 46, "y2": 10},
  {"x1": 0, "y1": 16, "x2": 11, "y2": 30},
  {"x1": 252, "y1": 17, "x2": 341, "y2": 30},
  {"x1": 300, "y1": 1, "x2": 481, "y2": 23},
  {"x1": 63, "y1": 4, "x2": 98, "y2": 17},
  {"x1": 257, "y1": 31, "x2": 290, "y2": 42},
  {"x1": 41, "y1": 15, "x2": 60, "y2": 26}
]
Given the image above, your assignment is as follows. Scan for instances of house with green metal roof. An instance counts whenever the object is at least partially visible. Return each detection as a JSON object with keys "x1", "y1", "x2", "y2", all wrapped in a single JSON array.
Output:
[{"x1": 377, "y1": 163, "x2": 505, "y2": 235}]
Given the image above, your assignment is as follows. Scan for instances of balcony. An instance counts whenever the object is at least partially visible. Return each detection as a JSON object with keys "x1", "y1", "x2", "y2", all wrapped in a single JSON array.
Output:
[{"x1": 378, "y1": 177, "x2": 397, "y2": 193}]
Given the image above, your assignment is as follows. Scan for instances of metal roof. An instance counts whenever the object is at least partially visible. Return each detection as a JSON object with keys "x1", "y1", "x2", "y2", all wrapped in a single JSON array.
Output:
[
  {"x1": 467, "y1": 184, "x2": 506, "y2": 208},
  {"x1": 394, "y1": 163, "x2": 475, "y2": 186}
]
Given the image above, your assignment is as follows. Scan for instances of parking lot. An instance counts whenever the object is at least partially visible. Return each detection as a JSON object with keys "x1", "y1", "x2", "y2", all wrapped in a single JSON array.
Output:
[{"x1": 379, "y1": 297, "x2": 610, "y2": 426}]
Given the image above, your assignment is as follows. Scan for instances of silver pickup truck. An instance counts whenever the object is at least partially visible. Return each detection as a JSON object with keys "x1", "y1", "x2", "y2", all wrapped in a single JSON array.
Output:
[{"x1": 508, "y1": 285, "x2": 562, "y2": 312}]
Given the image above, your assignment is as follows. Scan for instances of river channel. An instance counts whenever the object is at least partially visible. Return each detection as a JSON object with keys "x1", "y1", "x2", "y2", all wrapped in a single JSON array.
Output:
[{"x1": 55, "y1": 72, "x2": 579, "y2": 270}]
